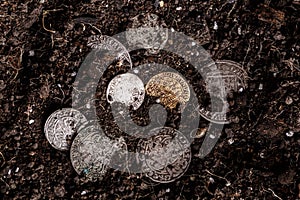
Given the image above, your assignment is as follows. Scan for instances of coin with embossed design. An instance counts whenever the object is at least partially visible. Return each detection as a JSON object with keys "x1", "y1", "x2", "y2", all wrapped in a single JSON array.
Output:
[
  {"x1": 44, "y1": 108, "x2": 87, "y2": 151},
  {"x1": 70, "y1": 124, "x2": 121, "y2": 181},
  {"x1": 146, "y1": 72, "x2": 190, "y2": 110},
  {"x1": 137, "y1": 127, "x2": 191, "y2": 183},
  {"x1": 107, "y1": 73, "x2": 145, "y2": 110},
  {"x1": 199, "y1": 60, "x2": 248, "y2": 124}
]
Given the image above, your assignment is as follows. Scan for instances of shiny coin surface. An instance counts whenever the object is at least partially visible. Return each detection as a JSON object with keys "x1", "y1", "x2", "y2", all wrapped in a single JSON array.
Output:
[
  {"x1": 70, "y1": 124, "x2": 120, "y2": 181},
  {"x1": 87, "y1": 34, "x2": 132, "y2": 69},
  {"x1": 199, "y1": 60, "x2": 248, "y2": 124},
  {"x1": 137, "y1": 127, "x2": 191, "y2": 183},
  {"x1": 107, "y1": 73, "x2": 145, "y2": 110},
  {"x1": 146, "y1": 72, "x2": 190, "y2": 110},
  {"x1": 126, "y1": 13, "x2": 168, "y2": 53},
  {"x1": 44, "y1": 108, "x2": 87, "y2": 151}
]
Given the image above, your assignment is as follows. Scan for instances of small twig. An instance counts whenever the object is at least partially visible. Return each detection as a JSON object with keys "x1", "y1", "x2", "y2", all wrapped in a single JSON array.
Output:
[
  {"x1": 0, "y1": 178, "x2": 9, "y2": 188},
  {"x1": 42, "y1": 9, "x2": 63, "y2": 34},
  {"x1": 0, "y1": 152, "x2": 5, "y2": 168},
  {"x1": 264, "y1": 188, "x2": 282, "y2": 200},
  {"x1": 204, "y1": 169, "x2": 231, "y2": 186}
]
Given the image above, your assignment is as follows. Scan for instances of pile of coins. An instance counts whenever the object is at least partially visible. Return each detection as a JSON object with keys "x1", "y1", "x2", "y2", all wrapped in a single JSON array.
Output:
[{"x1": 44, "y1": 16, "x2": 249, "y2": 183}]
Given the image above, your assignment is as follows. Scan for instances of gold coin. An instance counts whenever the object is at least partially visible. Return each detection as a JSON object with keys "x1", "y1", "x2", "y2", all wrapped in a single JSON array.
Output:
[{"x1": 146, "y1": 72, "x2": 190, "y2": 109}]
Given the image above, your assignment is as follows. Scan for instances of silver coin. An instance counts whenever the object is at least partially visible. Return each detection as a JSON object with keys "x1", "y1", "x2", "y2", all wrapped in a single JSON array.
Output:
[
  {"x1": 87, "y1": 34, "x2": 133, "y2": 69},
  {"x1": 126, "y1": 13, "x2": 168, "y2": 53},
  {"x1": 44, "y1": 108, "x2": 87, "y2": 151},
  {"x1": 107, "y1": 73, "x2": 145, "y2": 110},
  {"x1": 70, "y1": 124, "x2": 120, "y2": 181},
  {"x1": 199, "y1": 60, "x2": 249, "y2": 124},
  {"x1": 137, "y1": 127, "x2": 191, "y2": 183}
]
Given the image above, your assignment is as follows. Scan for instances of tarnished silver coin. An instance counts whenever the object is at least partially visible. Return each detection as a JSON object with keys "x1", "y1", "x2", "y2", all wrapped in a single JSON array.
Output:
[
  {"x1": 137, "y1": 127, "x2": 191, "y2": 183},
  {"x1": 107, "y1": 73, "x2": 145, "y2": 110},
  {"x1": 145, "y1": 72, "x2": 190, "y2": 110},
  {"x1": 70, "y1": 124, "x2": 120, "y2": 181},
  {"x1": 44, "y1": 108, "x2": 87, "y2": 151},
  {"x1": 126, "y1": 13, "x2": 168, "y2": 53},
  {"x1": 87, "y1": 34, "x2": 133, "y2": 69},
  {"x1": 199, "y1": 60, "x2": 249, "y2": 124}
]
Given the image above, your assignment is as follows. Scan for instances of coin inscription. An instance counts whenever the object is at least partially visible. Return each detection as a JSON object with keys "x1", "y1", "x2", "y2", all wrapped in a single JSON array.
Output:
[
  {"x1": 87, "y1": 34, "x2": 133, "y2": 69},
  {"x1": 107, "y1": 73, "x2": 145, "y2": 110},
  {"x1": 70, "y1": 124, "x2": 121, "y2": 181},
  {"x1": 146, "y1": 72, "x2": 190, "y2": 110},
  {"x1": 44, "y1": 108, "x2": 87, "y2": 151},
  {"x1": 137, "y1": 127, "x2": 191, "y2": 183}
]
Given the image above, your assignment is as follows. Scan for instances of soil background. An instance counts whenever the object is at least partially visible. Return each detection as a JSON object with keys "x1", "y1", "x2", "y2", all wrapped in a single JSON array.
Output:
[{"x1": 0, "y1": 0, "x2": 299, "y2": 199}]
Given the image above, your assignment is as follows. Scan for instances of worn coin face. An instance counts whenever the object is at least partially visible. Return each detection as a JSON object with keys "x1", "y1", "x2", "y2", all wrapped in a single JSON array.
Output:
[
  {"x1": 70, "y1": 124, "x2": 120, "y2": 181},
  {"x1": 146, "y1": 72, "x2": 190, "y2": 110},
  {"x1": 137, "y1": 127, "x2": 191, "y2": 183},
  {"x1": 107, "y1": 73, "x2": 145, "y2": 110},
  {"x1": 87, "y1": 34, "x2": 133, "y2": 69},
  {"x1": 198, "y1": 60, "x2": 248, "y2": 124},
  {"x1": 44, "y1": 108, "x2": 87, "y2": 151},
  {"x1": 126, "y1": 13, "x2": 168, "y2": 53}
]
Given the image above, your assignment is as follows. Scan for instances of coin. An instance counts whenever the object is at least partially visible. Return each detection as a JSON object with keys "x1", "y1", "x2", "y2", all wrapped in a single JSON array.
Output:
[
  {"x1": 198, "y1": 60, "x2": 248, "y2": 124},
  {"x1": 87, "y1": 34, "x2": 132, "y2": 69},
  {"x1": 126, "y1": 13, "x2": 168, "y2": 53},
  {"x1": 44, "y1": 108, "x2": 87, "y2": 151},
  {"x1": 107, "y1": 73, "x2": 145, "y2": 110},
  {"x1": 145, "y1": 72, "x2": 190, "y2": 110},
  {"x1": 137, "y1": 127, "x2": 191, "y2": 183},
  {"x1": 206, "y1": 60, "x2": 248, "y2": 95},
  {"x1": 70, "y1": 124, "x2": 120, "y2": 181}
]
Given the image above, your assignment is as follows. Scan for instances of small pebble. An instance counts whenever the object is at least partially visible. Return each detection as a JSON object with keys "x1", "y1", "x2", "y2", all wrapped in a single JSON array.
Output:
[
  {"x1": 29, "y1": 50, "x2": 35, "y2": 56},
  {"x1": 29, "y1": 119, "x2": 35, "y2": 124},
  {"x1": 15, "y1": 167, "x2": 19, "y2": 173},
  {"x1": 8, "y1": 169, "x2": 11, "y2": 175},
  {"x1": 209, "y1": 134, "x2": 216, "y2": 139},
  {"x1": 209, "y1": 177, "x2": 215, "y2": 183},
  {"x1": 176, "y1": 7, "x2": 182, "y2": 10},
  {"x1": 81, "y1": 191, "x2": 87, "y2": 195},
  {"x1": 133, "y1": 69, "x2": 139, "y2": 74},
  {"x1": 213, "y1": 21, "x2": 218, "y2": 30},
  {"x1": 159, "y1": 0, "x2": 164, "y2": 7},
  {"x1": 228, "y1": 138, "x2": 234, "y2": 145},
  {"x1": 285, "y1": 96, "x2": 293, "y2": 105},
  {"x1": 238, "y1": 27, "x2": 242, "y2": 35},
  {"x1": 258, "y1": 83, "x2": 263, "y2": 90},
  {"x1": 166, "y1": 188, "x2": 170, "y2": 193},
  {"x1": 191, "y1": 42, "x2": 196, "y2": 46},
  {"x1": 286, "y1": 130, "x2": 294, "y2": 137}
]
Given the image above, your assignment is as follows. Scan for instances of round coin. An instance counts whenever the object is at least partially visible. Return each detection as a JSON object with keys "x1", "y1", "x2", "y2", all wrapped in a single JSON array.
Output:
[
  {"x1": 137, "y1": 127, "x2": 191, "y2": 183},
  {"x1": 199, "y1": 60, "x2": 248, "y2": 124},
  {"x1": 145, "y1": 72, "x2": 190, "y2": 110},
  {"x1": 70, "y1": 124, "x2": 120, "y2": 181},
  {"x1": 107, "y1": 73, "x2": 145, "y2": 110},
  {"x1": 126, "y1": 13, "x2": 168, "y2": 53},
  {"x1": 44, "y1": 108, "x2": 87, "y2": 151}
]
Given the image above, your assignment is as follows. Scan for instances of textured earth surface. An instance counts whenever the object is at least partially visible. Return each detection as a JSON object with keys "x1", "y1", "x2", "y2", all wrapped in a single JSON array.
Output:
[{"x1": 0, "y1": 0, "x2": 299, "y2": 199}]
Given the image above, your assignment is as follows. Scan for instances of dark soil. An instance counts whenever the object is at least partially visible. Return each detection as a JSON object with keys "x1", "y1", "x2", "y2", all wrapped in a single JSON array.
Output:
[{"x1": 0, "y1": 0, "x2": 299, "y2": 199}]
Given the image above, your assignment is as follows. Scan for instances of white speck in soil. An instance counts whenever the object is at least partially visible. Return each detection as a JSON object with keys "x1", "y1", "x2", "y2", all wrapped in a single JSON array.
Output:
[
  {"x1": 29, "y1": 50, "x2": 35, "y2": 56},
  {"x1": 286, "y1": 130, "x2": 294, "y2": 137},
  {"x1": 213, "y1": 21, "x2": 218, "y2": 30},
  {"x1": 228, "y1": 138, "x2": 234, "y2": 145},
  {"x1": 81, "y1": 191, "x2": 87, "y2": 195},
  {"x1": 176, "y1": 7, "x2": 182, "y2": 11},
  {"x1": 29, "y1": 119, "x2": 35, "y2": 124},
  {"x1": 258, "y1": 83, "x2": 263, "y2": 90}
]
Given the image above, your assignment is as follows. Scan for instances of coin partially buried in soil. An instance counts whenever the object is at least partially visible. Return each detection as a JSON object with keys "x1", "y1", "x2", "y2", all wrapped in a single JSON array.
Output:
[
  {"x1": 199, "y1": 60, "x2": 249, "y2": 124},
  {"x1": 44, "y1": 108, "x2": 87, "y2": 151},
  {"x1": 145, "y1": 72, "x2": 190, "y2": 110},
  {"x1": 106, "y1": 73, "x2": 145, "y2": 110}
]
